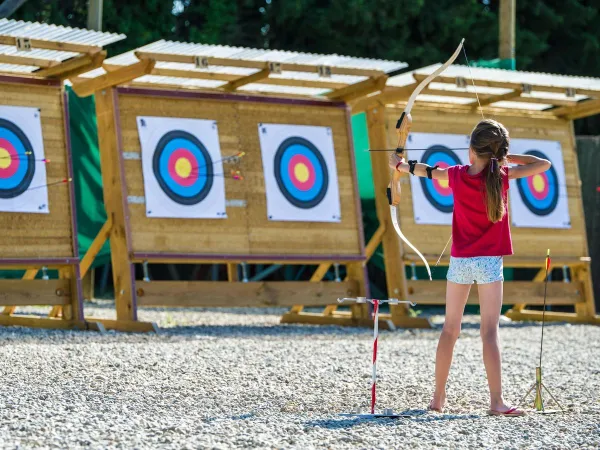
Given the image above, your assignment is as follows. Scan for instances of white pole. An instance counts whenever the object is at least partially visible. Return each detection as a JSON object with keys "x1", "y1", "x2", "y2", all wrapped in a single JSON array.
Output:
[{"x1": 370, "y1": 299, "x2": 379, "y2": 414}]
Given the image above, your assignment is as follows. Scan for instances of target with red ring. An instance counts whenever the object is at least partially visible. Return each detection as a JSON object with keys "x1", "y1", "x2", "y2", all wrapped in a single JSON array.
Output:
[
  {"x1": 419, "y1": 145, "x2": 461, "y2": 213},
  {"x1": 274, "y1": 137, "x2": 328, "y2": 209},
  {"x1": 152, "y1": 130, "x2": 213, "y2": 205},
  {"x1": 516, "y1": 149, "x2": 558, "y2": 216},
  {"x1": 0, "y1": 118, "x2": 35, "y2": 199}
]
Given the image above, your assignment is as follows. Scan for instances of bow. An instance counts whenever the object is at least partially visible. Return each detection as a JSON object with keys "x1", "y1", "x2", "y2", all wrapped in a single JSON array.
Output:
[{"x1": 387, "y1": 39, "x2": 465, "y2": 281}]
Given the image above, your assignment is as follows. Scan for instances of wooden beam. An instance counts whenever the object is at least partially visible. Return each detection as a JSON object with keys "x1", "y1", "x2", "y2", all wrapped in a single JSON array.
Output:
[
  {"x1": 135, "y1": 280, "x2": 359, "y2": 307},
  {"x1": 407, "y1": 280, "x2": 583, "y2": 305},
  {"x1": 280, "y1": 311, "x2": 432, "y2": 329},
  {"x1": 0, "y1": 279, "x2": 71, "y2": 306},
  {"x1": 35, "y1": 51, "x2": 106, "y2": 80},
  {"x1": 413, "y1": 73, "x2": 600, "y2": 98},
  {"x1": 134, "y1": 51, "x2": 385, "y2": 77},
  {"x1": 108, "y1": 64, "x2": 346, "y2": 90},
  {"x1": 0, "y1": 36, "x2": 102, "y2": 54},
  {"x1": 0, "y1": 52, "x2": 59, "y2": 68},
  {"x1": 80, "y1": 217, "x2": 112, "y2": 279},
  {"x1": 222, "y1": 67, "x2": 270, "y2": 92},
  {"x1": 404, "y1": 253, "x2": 590, "y2": 268},
  {"x1": 551, "y1": 98, "x2": 600, "y2": 120},
  {"x1": 365, "y1": 224, "x2": 386, "y2": 262},
  {"x1": 471, "y1": 88, "x2": 522, "y2": 108},
  {"x1": 0, "y1": 316, "x2": 92, "y2": 330},
  {"x1": 84, "y1": 318, "x2": 159, "y2": 333},
  {"x1": 71, "y1": 58, "x2": 155, "y2": 97},
  {"x1": 95, "y1": 88, "x2": 137, "y2": 322},
  {"x1": 325, "y1": 75, "x2": 387, "y2": 102},
  {"x1": 310, "y1": 263, "x2": 332, "y2": 282},
  {"x1": 505, "y1": 309, "x2": 600, "y2": 324},
  {"x1": 2, "y1": 268, "x2": 38, "y2": 315}
]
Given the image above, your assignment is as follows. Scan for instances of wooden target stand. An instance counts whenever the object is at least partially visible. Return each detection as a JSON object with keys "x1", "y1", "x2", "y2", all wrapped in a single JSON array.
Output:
[
  {"x1": 357, "y1": 102, "x2": 599, "y2": 327},
  {"x1": 70, "y1": 62, "x2": 382, "y2": 332},
  {"x1": 0, "y1": 76, "x2": 105, "y2": 331}
]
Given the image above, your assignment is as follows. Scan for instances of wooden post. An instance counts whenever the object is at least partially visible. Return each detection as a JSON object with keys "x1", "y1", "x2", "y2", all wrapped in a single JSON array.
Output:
[
  {"x1": 95, "y1": 88, "x2": 137, "y2": 322},
  {"x1": 87, "y1": 0, "x2": 103, "y2": 31},
  {"x1": 499, "y1": 0, "x2": 516, "y2": 61},
  {"x1": 366, "y1": 106, "x2": 431, "y2": 328}
]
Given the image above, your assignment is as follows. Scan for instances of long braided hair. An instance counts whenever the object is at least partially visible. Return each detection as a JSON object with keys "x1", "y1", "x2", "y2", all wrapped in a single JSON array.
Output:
[{"x1": 469, "y1": 119, "x2": 510, "y2": 223}]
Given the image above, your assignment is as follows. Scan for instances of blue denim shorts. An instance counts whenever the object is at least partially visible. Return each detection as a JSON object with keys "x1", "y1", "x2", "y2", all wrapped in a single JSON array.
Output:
[{"x1": 447, "y1": 256, "x2": 504, "y2": 285}]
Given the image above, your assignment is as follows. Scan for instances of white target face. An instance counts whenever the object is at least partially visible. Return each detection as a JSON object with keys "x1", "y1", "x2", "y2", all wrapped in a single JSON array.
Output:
[
  {"x1": 406, "y1": 132, "x2": 470, "y2": 225},
  {"x1": 509, "y1": 139, "x2": 570, "y2": 229},
  {"x1": 0, "y1": 105, "x2": 48, "y2": 214},
  {"x1": 137, "y1": 116, "x2": 226, "y2": 219},
  {"x1": 258, "y1": 123, "x2": 341, "y2": 222}
]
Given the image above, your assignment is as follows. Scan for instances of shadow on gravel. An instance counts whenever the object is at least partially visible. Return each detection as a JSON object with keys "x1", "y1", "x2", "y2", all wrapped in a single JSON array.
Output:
[{"x1": 306, "y1": 412, "x2": 481, "y2": 429}]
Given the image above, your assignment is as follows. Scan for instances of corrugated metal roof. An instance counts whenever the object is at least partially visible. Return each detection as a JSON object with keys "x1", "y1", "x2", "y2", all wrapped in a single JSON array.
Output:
[
  {"x1": 81, "y1": 40, "x2": 406, "y2": 97},
  {"x1": 131, "y1": 40, "x2": 406, "y2": 72},
  {"x1": 384, "y1": 64, "x2": 598, "y2": 111},
  {"x1": 388, "y1": 64, "x2": 600, "y2": 91},
  {"x1": 0, "y1": 19, "x2": 125, "y2": 74},
  {"x1": 0, "y1": 19, "x2": 125, "y2": 47}
]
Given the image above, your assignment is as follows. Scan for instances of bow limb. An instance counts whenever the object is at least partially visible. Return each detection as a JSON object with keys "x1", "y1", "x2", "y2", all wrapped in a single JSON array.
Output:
[
  {"x1": 386, "y1": 39, "x2": 465, "y2": 281},
  {"x1": 390, "y1": 206, "x2": 432, "y2": 281}
]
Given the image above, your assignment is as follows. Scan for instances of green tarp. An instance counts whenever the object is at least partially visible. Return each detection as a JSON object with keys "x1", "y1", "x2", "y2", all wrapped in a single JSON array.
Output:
[{"x1": 67, "y1": 86, "x2": 111, "y2": 269}]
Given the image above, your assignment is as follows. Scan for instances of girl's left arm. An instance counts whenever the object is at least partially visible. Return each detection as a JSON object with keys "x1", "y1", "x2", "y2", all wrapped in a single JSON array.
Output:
[{"x1": 389, "y1": 152, "x2": 449, "y2": 180}]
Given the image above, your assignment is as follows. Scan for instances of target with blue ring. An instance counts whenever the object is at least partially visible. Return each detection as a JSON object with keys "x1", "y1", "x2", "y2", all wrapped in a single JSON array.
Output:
[
  {"x1": 0, "y1": 118, "x2": 35, "y2": 199},
  {"x1": 152, "y1": 130, "x2": 213, "y2": 206},
  {"x1": 419, "y1": 145, "x2": 461, "y2": 213},
  {"x1": 274, "y1": 137, "x2": 328, "y2": 209},
  {"x1": 516, "y1": 149, "x2": 558, "y2": 216}
]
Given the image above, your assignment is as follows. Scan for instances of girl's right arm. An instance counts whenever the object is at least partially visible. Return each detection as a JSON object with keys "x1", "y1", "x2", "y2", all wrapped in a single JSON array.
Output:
[{"x1": 507, "y1": 153, "x2": 551, "y2": 179}]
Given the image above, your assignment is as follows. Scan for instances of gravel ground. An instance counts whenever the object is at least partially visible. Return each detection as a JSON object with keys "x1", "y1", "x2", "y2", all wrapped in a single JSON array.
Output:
[{"x1": 0, "y1": 303, "x2": 598, "y2": 449}]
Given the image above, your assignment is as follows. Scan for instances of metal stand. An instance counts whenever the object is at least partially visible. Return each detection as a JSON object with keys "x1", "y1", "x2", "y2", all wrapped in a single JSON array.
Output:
[
  {"x1": 519, "y1": 366, "x2": 564, "y2": 414},
  {"x1": 519, "y1": 249, "x2": 565, "y2": 414},
  {"x1": 337, "y1": 297, "x2": 424, "y2": 419}
]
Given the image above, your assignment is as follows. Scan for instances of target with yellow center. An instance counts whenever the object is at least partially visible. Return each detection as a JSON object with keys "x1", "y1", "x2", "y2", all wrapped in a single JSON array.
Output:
[
  {"x1": 419, "y1": 146, "x2": 461, "y2": 213},
  {"x1": 273, "y1": 136, "x2": 328, "y2": 209},
  {"x1": 152, "y1": 130, "x2": 213, "y2": 205},
  {"x1": 0, "y1": 118, "x2": 35, "y2": 198},
  {"x1": 516, "y1": 149, "x2": 559, "y2": 216}
]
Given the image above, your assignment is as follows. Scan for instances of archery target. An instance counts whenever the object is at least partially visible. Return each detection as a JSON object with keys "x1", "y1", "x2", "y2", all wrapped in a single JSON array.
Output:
[
  {"x1": 0, "y1": 106, "x2": 48, "y2": 214},
  {"x1": 406, "y1": 133, "x2": 470, "y2": 225},
  {"x1": 137, "y1": 117, "x2": 226, "y2": 219},
  {"x1": 258, "y1": 124, "x2": 341, "y2": 222},
  {"x1": 509, "y1": 139, "x2": 570, "y2": 228}
]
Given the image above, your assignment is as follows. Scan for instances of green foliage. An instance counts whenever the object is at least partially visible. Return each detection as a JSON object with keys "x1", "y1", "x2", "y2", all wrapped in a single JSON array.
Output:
[{"x1": 10, "y1": 0, "x2": 600, "y2": 131}]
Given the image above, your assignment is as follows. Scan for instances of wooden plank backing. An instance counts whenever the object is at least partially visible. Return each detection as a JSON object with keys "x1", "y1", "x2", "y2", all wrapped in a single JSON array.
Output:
[
  {"x1": 0, "y1": 82, "x2": 74, "y2": 258},
  {"x1": 0, "y1": 279, "x2": 71, "y2": 306},
  {"x1": 387, "y1": 105, "x2": 589, "y2": 262},
  {"x1": 116, "y1": 92, "x2": 363, "y2": 257},
  {"x1": 407, "y1": 280, "x2": 583, "y2": 305},
  {"x1": 135, "y1": 280, "x2": 358, "y2": 307}
]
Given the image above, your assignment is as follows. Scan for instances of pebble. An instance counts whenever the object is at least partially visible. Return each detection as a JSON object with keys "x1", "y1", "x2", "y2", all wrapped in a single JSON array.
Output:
[{"x1": 0, "y1": 303, "x2": 597, "y2": 449}]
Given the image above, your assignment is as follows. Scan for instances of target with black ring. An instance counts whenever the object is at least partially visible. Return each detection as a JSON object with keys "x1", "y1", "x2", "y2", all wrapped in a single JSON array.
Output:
[
  {"x1": 0, "y1": 118, "x2": 36, "y2": 199},
  {"x1": 273, "y1": 136, "x2": 328, "y2": 209},
  {"x1": 405, "y1": 132, "x2": 470, "y2": 225},
  {"x1": 0, "y1": 106, "x2": 48, "y2": 214},
  {"x1": 509, "y1": 139, "x2": 570, "y2": 229},
  {"x1": 152, "y1": 130, "x2": 214, "y2": 206},
  {"x1": 258, "y1": 123, "x2": 341, "y2": 222},
  {"x1": 419, "y1": 145, "x2": 462, "y2": 213},
  {"x1": 516, "y1": 150, "x2": 559, "y2": 216},
  {"x1": 137, "y1": 117, "x2": 227, "y2": 219}
]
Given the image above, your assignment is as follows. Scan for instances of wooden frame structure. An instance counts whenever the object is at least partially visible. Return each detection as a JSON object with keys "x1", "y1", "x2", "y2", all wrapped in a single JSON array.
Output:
[
  {"x1": 0, "y1": 20, "x2": 125, "y2": 330},
  {"x1": 71, "y1": 42, "x2": 411, "y2": 331},
  {"x1": 351, "y1": 64, "x2": 600, "y2": 327}
]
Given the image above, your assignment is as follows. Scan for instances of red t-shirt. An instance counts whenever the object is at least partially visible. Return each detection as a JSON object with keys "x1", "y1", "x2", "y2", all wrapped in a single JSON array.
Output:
[{"x1": 447, "y1": 165, "x2": 513, "y2": 257}]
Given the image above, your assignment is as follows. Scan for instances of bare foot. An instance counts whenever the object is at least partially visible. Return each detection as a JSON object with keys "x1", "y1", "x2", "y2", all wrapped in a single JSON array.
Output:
[{"x1": 429, "y1": 394, "x2": 445, "y2": 412}]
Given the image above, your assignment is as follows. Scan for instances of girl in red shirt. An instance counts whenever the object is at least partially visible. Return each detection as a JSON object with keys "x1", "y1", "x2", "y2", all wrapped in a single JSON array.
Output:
[{"x1": 390, "y1": 119, "x2": 551, "y2": 416}]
